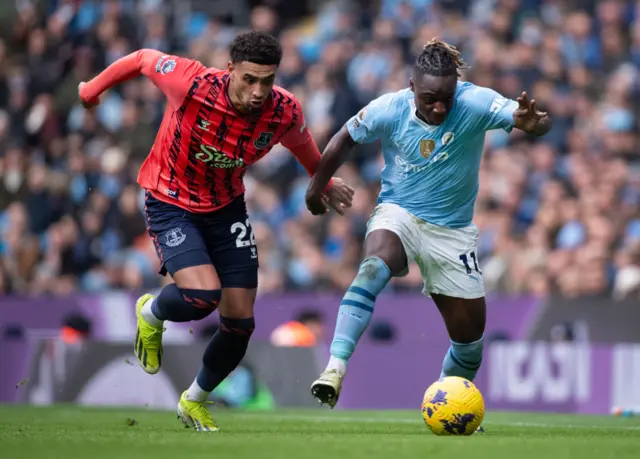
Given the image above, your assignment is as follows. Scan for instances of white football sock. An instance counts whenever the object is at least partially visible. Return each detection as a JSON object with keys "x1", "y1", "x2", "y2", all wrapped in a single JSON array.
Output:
[
  {"x1": 326, "y1": 355, "x2": 348, "y2": 375},
  {"x1": 185, "y1": 379, "x2": 210, "y2": 402},
  {"x1": 141, "y1": 298, "x2": 164, "y2": 327}
]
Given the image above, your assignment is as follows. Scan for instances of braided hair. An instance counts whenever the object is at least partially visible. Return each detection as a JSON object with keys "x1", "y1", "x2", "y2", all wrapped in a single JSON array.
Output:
[{"x1": 415, "y1": 38, "x2": 469, "y2": 77}]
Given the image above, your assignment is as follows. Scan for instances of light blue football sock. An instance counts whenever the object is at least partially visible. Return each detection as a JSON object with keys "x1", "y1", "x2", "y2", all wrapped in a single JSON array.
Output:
[
  {"x1": 440, "y1": 336, "x2": 484, "y2": 382},
  {"x1": 329, "y1": 257, "x2": 391, "y2": 363}
]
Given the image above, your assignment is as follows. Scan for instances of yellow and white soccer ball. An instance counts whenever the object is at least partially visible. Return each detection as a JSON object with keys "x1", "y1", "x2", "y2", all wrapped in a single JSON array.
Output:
[{"x1": 421, "y1": 376, "x2": 485, "y2": 436}]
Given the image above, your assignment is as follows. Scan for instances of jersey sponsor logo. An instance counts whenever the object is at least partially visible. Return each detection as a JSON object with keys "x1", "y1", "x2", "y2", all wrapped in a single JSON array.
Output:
[
  {"x1": 352, "y1": 118, "x2": 360, "y2": 129},
  {"x1": 195, "y1": 143, "x2": 245, "y2": 169},
  {"x1": 395, "y1": 151, "x2": 449, "y2": 178},
  {"x1": 197, "y1": 119, "x2": 211, "y2": 131},
  {"x1": 358, "y1": 108, "x2": 366, "y2": 120},
  {"x1": 419, "y1": 139, "x2": 435, "y2": 159},
  {"x1": 165, "y1": 228, "x2": 186, "y2": 247},
  {"x1": 165, "y1": 188, "x2": 178, "y2": 199},
  {"x1": 253, "y1": 132, "x2": 273, "y2": 149},
  {"x1": 490, "y1": 96, "x2": 508, "y2": 113},
  {"x1": 441, "y1": 132, "x2": 454, "y2": 145}
]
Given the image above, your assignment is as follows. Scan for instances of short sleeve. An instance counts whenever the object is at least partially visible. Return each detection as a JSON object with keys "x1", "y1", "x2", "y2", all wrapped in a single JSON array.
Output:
[
  {"x1": 346, "y1": 93, "x2": 396, "y2": 144},
  {"x1": 137, "y1": 50, "x2": 207, "y2": 109},
  {"x1": 464, "y1": 85, "x2": 518, "y2": 133},
  {"x1": 279, "y1": 100, "x2": 312, "y2": 149}
]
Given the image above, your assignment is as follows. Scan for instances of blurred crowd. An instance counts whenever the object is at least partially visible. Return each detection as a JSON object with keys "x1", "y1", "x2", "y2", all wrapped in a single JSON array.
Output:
[{"x1": 1, "y1": 0, "x2": 639, "y2": 299}]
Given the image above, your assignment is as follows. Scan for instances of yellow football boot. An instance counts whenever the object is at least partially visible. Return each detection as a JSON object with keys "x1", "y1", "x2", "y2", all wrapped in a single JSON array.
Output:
[
  {"x1": 134, "y1": 294, "x2": 164, "y2": 374},
  {"x1": 177, "y1": 391, "x2": 219, "y2": 432}
]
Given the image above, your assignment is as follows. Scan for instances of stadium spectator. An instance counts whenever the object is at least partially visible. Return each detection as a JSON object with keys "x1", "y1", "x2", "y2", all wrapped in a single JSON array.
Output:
[
  {"x1": 0, "y1": 0, "x2": 638, "y2": 299},
  {"x1": 270, "y1": 309, "x2": 325, "y2": 347}
]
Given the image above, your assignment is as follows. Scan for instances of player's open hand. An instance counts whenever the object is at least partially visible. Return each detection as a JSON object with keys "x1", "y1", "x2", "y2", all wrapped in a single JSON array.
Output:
[
  {"x1": 513, "y1": 91, "x2": 548, "y2": 133},
  {"x1": 78, "y1": 82, "x2": 100, "y2": 109},
  {"x1": 324, "y1": 177, "x2": 355, "y2": 216}
]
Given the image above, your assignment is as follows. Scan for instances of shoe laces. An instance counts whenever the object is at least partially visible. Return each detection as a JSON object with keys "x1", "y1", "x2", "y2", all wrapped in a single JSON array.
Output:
[
  {"x1": 191, "y1": 400, "x2": 215, "y2": 424},
  {"x1": 141, "y1": 326, "x2": 165, "y2": 350}
]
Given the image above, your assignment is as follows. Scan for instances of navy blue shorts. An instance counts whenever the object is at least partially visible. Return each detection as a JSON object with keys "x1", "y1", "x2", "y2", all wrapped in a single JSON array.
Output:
[{"x1": 143, "y1": 192, "x2": 258, "y2": 288}]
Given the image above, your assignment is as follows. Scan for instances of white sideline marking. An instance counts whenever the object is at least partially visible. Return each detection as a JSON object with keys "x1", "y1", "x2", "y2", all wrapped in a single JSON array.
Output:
[{"x1": 232, "y1": 413, "x2": 640, "y2": 431}]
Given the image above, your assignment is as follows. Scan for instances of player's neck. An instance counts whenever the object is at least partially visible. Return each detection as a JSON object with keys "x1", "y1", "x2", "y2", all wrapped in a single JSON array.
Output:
[
  {"x1": 415, "y1": 109, "x2": 431, "y2": 125},
  {"x1": 226, "y1": 88, "x2": 248, "y2": 115}
]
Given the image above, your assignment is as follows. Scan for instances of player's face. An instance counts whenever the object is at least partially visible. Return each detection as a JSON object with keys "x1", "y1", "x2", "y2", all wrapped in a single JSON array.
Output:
[
  {"x1": 410, "y1": 74, "x2": 457, "y2": 125},
  {"x1": 228, "y1": 61, "x2": 277, "y2": 114}
]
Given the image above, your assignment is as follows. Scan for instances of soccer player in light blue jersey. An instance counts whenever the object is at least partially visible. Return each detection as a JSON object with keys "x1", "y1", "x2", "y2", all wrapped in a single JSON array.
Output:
[{"x1": 305, "y1": 39, "x2": 552, "y2": 410}]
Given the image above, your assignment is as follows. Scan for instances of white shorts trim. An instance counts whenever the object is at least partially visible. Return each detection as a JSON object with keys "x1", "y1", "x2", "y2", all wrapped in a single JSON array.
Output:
[{"x1": 366, "y1": 203, "x2": 485, "y2": 299}]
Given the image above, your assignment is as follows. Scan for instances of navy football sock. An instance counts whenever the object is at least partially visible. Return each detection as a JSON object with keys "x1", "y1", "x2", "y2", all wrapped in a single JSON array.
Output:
[
  {"x1": 151, "y1": 284, "x2": 220, "y2": 323},
  {"x1": 195, "y1": 316, "x2": 255, "y2": 392}
]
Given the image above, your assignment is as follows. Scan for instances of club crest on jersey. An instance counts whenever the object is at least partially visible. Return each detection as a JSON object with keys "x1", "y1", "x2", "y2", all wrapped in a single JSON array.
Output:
[
  {"x1": 254, "y1": 132, "x2": 273, "y2": 149},
  {"x1": 420, "y1": 139, "x2": 436, "y2": 159},
  {"x1": 165, "y1": 228, "x2": 186, "y2": 247},
  {"x1": 442, "y1": 132, "x2": 454, "y2": 145}
]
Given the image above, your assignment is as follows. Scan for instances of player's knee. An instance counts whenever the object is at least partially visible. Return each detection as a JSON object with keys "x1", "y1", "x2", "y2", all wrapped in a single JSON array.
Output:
[
  {"x1": 180, "y1": 288, "x2": 221, "y2": 320},
  {"x1": 354, "y1": 257, "x2": 392, "y2": 294},
  {"x1": 218, "y1": 287, "x2": 257, "y2": 318}
]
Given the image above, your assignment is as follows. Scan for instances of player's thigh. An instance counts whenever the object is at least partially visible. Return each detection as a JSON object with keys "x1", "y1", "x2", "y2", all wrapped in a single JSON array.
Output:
[
  {"x1": 198, "y1": 197, "x2": 259, "y2": 291},
  {"x1": 365, "y1": 203, "x2": 425, "y2": 276},
  {"x1": 431, "y1": 294, "x2": 486, "y2": 343},
  {"x1": 420, "y1": 223, "x2": 486, "y2": 342},
  {"x1": 143, "y1": 191, "x2": 220, "y2": 290}
]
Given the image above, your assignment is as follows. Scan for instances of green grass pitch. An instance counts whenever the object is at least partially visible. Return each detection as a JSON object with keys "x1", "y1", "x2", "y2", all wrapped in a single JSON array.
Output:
[{"x1": 1, "y1": 405, "x2": 639, "y2": 459}]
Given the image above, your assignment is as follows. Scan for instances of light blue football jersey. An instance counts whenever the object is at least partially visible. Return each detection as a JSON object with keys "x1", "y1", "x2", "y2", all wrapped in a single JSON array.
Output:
[{"x1": 347, "y1": 81, "x2": 518, "y2": 228}]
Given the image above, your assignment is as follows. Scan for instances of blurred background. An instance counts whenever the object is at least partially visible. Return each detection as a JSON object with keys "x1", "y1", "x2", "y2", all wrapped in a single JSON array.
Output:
[{"x1": 1, "y1": 0, "x2": 640, "y2": 414}]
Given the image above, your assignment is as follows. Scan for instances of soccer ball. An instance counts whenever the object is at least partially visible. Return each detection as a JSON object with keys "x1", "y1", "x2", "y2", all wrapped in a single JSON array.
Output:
[{"x1": 421, "y1": 376, "x2": 485, "y2": 436}]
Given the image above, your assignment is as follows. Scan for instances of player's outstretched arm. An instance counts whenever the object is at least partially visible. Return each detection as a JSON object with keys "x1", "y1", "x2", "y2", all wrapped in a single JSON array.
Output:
[
  {"x1": 78, "y1": 49, "x2": 203, "y2": 110},
  {"x1": 284, "y1": 133, "x2": 354, "y2": 216},
  {"x1": 305, "y1": 124, "x2": 357, "y2": 216},
  {"x1": 280, "y1": 107, "x2": 354, "y2": 216},
  {"x1": 512, "y1": 91, "x2": 552, "y2": 136}
]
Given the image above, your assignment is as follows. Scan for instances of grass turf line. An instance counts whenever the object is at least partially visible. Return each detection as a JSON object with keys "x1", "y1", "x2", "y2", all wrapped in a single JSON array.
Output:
[{"x1": 1, "y1": 405, "x2": 639, "y2": 459}]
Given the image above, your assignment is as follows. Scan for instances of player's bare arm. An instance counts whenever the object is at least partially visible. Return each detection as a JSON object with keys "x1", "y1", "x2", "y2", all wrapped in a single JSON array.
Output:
[
  {"x1": 291, "y1": 137, "x2": 354, "y2": 215},
  {"x1": 283, "y1": 113, "x2": 355, "y2": 216},
  {"x1": 512, "y1": 91, "x2": 552, "y2": 136},
  {"x1": 305, "y1": 125, "x2": 357, "y2": 216}
]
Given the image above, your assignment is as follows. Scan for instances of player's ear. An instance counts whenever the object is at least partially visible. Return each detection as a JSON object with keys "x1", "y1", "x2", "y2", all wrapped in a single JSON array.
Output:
[
  {"x1": 410, "y1": 78, "x2": 415, "y2": 92},
  {"x1": 227, "y1": 61, "x2": 234, "y2": 74}
]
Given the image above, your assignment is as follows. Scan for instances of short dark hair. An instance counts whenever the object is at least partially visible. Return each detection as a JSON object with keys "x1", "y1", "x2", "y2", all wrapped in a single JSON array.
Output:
[
  {"x1": 229, "y1": 31, "x2": 282, "y2": 66},
  {"x1": 415, "y1": 38, "x2": 469, "y2": 77}
]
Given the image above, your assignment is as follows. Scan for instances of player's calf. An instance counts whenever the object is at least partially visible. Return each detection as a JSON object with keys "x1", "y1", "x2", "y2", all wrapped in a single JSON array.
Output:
[
  {"x1": 432, "y1": 294, "x2": 486, "y2": 382},
  {"x1": 185, "y1": 315, "x2": 255, "y2": 402},
  {"x1": 311, "y1": 256, "x2": 392, "y2": 406},
  {"x1": 328, "y1": 257, "x2": 391, "y2": 371}
]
